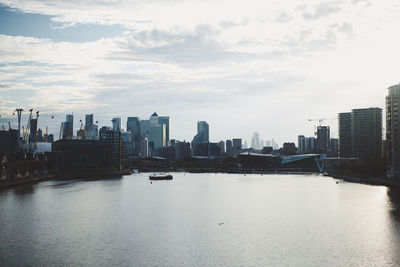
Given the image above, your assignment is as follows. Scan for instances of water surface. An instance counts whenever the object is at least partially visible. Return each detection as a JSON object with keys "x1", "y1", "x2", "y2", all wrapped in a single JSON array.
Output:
[{"x1": 1, "y1": 173, "x2": 400, "y2": 266}]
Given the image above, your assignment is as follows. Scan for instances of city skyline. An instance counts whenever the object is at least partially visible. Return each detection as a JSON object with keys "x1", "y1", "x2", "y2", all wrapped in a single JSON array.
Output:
[{"x1": 1, "y1": 1, "x2": 399, "y2": 143}]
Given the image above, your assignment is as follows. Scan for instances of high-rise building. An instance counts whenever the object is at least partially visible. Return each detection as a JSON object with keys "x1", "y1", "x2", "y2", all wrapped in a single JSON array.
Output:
[
  {"x1": 158, "y1": 116, "x2": 170, "y2": 144},
  {"x1": 251, "y1": 132, "x2": 260, "y2": 150},
  {"x1": 232, "y1": 138, "x2": 242, "y2": 154},
  {"x1": 338, "y1": 112, "x2": 352, "y2": 157},
  {"x1": 193, "y1": 121, "x2": 209, "y2": 144},
  {"x1": 338, "y1": 108, "x2": 382, "y2": 160},
  {"x1": 99, "y1": 126, "x2": 121, "y2": 169},
  {"x1": 351, "y1": 108, "x2": 382, "y2": 160},
  {"x1": 66, "y1": 114, "x2": 73, "y2": 138},
  {"x1": 112, "y1": 117, "x2": 121, "y2": 132},
  {"x1": 317, "y1": 126, "x2": 330, "y2": 153},
  {"x1": 84, "y1": 114, "x2": 98, "y2": 140},
  {"x1": 148, "y1": 113, "x2": 166, "y2": 154},
  {"x1": 127, "y1": 117, "x2": 142, "y2": 156},
  {"x1": 226, "y1": 139, "x2": 233, "y2": 156},
  {"x1": 298, "y1": 135, "x2": 305, "y2": 153},
  {"x1": 329, "y1": 138, "x2": 338, "y2": 157},
  {"x1": 219, "y1": 140, "x2": 225, "y2": 156},
  {"x1": 386, "y1": 83, "x2": 400, "y2": 179}
]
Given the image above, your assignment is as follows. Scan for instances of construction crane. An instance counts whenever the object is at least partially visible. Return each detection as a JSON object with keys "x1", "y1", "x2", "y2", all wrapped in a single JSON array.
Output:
[
  {"x1": 45, "y1": 126, "x2": 48, "y2": 142},
  {"x1": 308, "y1": 117, "x2": 337, "y2": 136},
  {"x1": 77, "y1": 120, "x2": 84, "y2": 140},
  {"x1": 8, "y1": 121, "x2": 12, "y2": 130}
]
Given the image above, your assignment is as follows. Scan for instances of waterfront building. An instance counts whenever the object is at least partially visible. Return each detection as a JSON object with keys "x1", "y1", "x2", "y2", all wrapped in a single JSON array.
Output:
[
  {"x1": 0, "y1": 130, "x2": 18, "y2": 157},
  {"x1": 99, "y1": 126, "x2": 121, "y2": 169},
  {"x1": 329, "y1": 138, "x2": 338, "y2": 157},
  {"x1": 317, "y1": 126, "x2": 330, "y2": 153},
  {"x1": 351, "y1": 108, "x2": 382, "y2": 160},
  {"x1": 282, "y1": 142, "x2": 297, "y2": 155},
  {"x1": 338, "y1": 112, "x2": 352, "y2": 157},
  {"x1": 339, "y1": 108, "x2": 383, "y2": 160},
  {"x1": 386, "y1": 83, "x2": 400, "y2": 179}
]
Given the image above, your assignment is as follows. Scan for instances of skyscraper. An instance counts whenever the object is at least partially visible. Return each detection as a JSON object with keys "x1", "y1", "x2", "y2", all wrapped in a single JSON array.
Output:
[
  {"x1": 298, "y1": 135, "x2": 305, "y2": 153},
  {"x1": 193, "y1": 121, "x2": 209, "y2": 144},
  {"x1": 226, "y1": 139, "x2": 233, "y2": 156},
  {"x1": 112, "y1": 117, "x2": 121, "y2": 132},
  {"x1": 66, "y1": 114, "x2": 73, "y2": 139},
  {"x1": 338, "y1": 112, "x2": 352, "y2": 157},
  {"x1": 386, "y1": 84, "x2": 400, "y2": 179},
  {"x1": 127, "y1": 117, "x2": 142, "y2": 156},
  {"x1": 158, "y1": 116, "x2": 170, "y2": 144},
  {"x1": 251, "y1": 132, "x2": 260, "y2": 150},
  {"x1": 351, "y1": 108, "x2": 382, "y2": 160},
  {"x1": 148, "y1": 112, "x2": 166, "y2": 154},
  {"x1": 338, "y1": 108, "x2": 382, "y2": 160},
  {"x1": 232, "y1": 138, "x2": 242, "y2": 154},
  {"x1": 85, "y1": 114, "x2": 98, "y2": 140},
  {"x1": 317, "y1": 126, "x2": 330, "y2": 153}
]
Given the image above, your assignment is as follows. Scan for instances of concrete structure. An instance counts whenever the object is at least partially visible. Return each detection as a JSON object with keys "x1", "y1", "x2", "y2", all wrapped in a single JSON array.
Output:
[
  {"x1": 338, "y1": 112, "x2": 352, "y2": 157},
  {"x1": 351, "y1": 108, "x2": 382, "y2": 160},
  {"x1": 386, "y1": 83, "x2": 400, "y2": 179}
]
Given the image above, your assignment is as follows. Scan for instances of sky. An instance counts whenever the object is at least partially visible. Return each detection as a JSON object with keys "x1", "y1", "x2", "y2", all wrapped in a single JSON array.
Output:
[{"x1": 0, "y1": 0, "x2": 399, "y2": 145}]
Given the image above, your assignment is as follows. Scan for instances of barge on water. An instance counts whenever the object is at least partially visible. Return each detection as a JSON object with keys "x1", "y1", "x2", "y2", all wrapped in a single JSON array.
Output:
[{"x1": 149, "y1": 173, "x2": 173, "y2": 180}]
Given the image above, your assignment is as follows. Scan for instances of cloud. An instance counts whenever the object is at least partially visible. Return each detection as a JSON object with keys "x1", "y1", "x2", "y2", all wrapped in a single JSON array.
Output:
[{"x1": 297, "y1": 2, "x2": 342, "y2": 20}]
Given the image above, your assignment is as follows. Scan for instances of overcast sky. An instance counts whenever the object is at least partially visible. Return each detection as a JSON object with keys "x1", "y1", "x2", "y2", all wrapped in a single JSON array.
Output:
[{"x1": 0, "y1": 0, "x2": 399, "y2": 145}]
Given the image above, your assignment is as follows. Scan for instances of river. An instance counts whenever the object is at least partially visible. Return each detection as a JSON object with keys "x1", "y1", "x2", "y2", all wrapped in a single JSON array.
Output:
[{"x1": 1, "y1": 173, "x2": 400, "y2": 266}]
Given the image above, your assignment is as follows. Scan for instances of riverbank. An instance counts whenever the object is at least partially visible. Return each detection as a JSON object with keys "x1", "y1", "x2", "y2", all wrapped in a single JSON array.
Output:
[
  {"x1": 329, "y1": 173, "x2": 400, "y2": 187},
  {"x1": 0, "y1": 169, "x2": 131, "y2": 189}
]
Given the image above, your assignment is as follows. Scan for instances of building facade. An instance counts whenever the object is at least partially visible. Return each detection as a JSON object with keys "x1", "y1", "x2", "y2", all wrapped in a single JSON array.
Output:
[
  {"x1": 351, "y1": 108, "x2": 382, "y2": 160},
  {"x1": 386, "y1": 84, "x2": 400, "y2": 179},
  {"x1": 338, "y1": 112, "x2": 352, "y2": 157}
]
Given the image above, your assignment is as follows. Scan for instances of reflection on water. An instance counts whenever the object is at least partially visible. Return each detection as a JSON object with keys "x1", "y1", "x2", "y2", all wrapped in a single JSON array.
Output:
[{"x1": 0, "y1": 173, "x2": 400, "y2": 266}]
